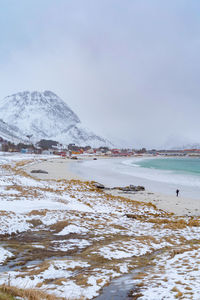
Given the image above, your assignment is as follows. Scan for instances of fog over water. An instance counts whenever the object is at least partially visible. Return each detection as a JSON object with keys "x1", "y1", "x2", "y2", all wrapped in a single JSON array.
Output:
[{"x1": 0, "y1": 1, "x2": 200, "y2": 148}]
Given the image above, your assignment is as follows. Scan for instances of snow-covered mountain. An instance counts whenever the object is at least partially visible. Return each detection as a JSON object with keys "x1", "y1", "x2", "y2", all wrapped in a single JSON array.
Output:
[
  {"x1": 170, "y1": 143, "x2": 200, "y2": 150},
  {"x1": 0, "y1": 119, "x2": 28, "y2": 144},
  {"x1": 0, "y1": 91, "x2": 112, "y2": 147}
]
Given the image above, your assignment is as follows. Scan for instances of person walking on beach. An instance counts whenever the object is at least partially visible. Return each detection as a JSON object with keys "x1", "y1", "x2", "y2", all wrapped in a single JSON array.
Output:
[{"x1": 176, "y1": 189, "x2": 180, "y2": 197}]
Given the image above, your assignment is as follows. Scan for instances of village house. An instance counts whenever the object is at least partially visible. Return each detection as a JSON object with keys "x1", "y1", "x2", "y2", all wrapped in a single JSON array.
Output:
[
  {"x1": 41, "y1": 149, "x2": 55, "y2": 155},
  {"x1": 183, "y1": 149, "x2": 200, "y2": 156}
]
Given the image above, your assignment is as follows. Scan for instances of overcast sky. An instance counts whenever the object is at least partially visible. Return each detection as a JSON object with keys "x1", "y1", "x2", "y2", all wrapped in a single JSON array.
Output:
[{"x1": 0, "y1": 0, "x2": 200, "y2": 148}]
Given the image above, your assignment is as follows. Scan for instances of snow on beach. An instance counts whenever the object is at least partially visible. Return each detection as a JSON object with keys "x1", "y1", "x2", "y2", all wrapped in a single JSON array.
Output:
[{"x1": 0, "y1": 153, "x2": 200, "y2": 299}]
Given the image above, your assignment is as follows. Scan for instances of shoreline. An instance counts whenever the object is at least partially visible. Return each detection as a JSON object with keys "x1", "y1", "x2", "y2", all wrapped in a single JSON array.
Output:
[{"x1": 24, "y1": 156, "x2": 200, "y2": 216}]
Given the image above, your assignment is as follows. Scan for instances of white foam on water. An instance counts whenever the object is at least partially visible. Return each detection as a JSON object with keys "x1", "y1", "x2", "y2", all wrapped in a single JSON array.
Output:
[{"x1": 120, "y1": 158, "x2": 200, "y2": 188}]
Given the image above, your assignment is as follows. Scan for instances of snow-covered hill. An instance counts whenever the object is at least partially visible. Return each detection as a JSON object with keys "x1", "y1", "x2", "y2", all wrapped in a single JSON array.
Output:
[
  {"x1": 0, "y1": 91, "x2": 112, "y2": 147},
  {"x1": 161, "y1": 136, "x2": 200, "y2": 150},
  {"x1": 0, "y1": 119, "x2": 28, "y2": 144}
]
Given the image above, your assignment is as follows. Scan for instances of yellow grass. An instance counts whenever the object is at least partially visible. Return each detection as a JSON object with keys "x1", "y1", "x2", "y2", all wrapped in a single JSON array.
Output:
[
  {"x1": 50, "y1": 220, "x2": 69, "y2": 233},
  {"x1": 0, "y1": 284, "x2": 63, "y2": 300}
]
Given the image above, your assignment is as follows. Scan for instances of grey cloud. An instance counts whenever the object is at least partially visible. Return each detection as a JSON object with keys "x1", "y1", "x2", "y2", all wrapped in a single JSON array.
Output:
[{"x1": 0, "y1": 0, "x2": 200, "y2": 148}]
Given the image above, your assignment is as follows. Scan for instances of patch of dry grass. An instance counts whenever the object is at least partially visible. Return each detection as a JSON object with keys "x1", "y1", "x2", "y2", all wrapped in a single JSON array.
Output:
[
  {"x1": 26, "y1": 261, "x2": 50, "y2": 276},
  {"x1": 28, "y1": 209, "x2": 48, "y2": 216},
  {"x1": 27, "y1": 219, "x2": 43, "y2": 227},
  {"x1": 147, "y1": 216, "x2": 200, "y2": 230},
  {"x1": 0, "y1": 284, "x2": 63, "y2": 300},
  {"x1": 50, "y1": 220, "x2": 69, "y2": 233}
]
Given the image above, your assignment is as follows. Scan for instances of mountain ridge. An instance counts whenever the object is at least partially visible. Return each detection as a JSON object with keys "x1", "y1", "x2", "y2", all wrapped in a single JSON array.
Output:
[{"x1": 0, "y1": 91, "x2": 112, "y2": 147}]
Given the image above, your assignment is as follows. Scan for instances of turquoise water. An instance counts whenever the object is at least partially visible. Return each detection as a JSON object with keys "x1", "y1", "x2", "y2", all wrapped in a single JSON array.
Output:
[{"x1": 134, "y1": 157, "x2": 200, "y2": 176}]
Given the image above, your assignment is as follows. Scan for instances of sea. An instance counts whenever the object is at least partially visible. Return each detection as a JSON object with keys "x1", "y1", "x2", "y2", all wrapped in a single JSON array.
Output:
[{"x1": 69, "y1": 156, "x2": 200, "y2": 200}]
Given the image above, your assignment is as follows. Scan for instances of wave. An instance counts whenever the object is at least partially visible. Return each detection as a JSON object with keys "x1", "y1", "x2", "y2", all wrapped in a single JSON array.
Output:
[
  {"x1": 130, "y1": 163, "x2": 140, "y2": 167},
  {"x1": 119, "y1": 158, "x2": 200, "y2": 188},
  {"x1": 121, "y1": 157, "x2": 150, "y2": 167}
]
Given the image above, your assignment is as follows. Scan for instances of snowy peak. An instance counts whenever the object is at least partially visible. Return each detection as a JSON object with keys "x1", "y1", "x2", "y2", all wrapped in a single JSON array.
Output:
[
  {"x1": 0, "y1": 91, "x2": 80, "y2": 140},
  {"x1": 3, "y1": 90, "x2": 80, "y2": 124},
  {"x1": 0, "y1": 91, "x2": 112, "y2": 147}
]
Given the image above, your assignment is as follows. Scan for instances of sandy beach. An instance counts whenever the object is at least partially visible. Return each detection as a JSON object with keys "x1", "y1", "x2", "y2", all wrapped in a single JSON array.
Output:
[
  {"x1": 24, "y1": 157, "x2": 81, "y2": 180},
  {"x1": 24, "y1": 156, "x2": 200, "y2": 217},
  {"x1": 106, "y1": 189, "x2": 200, "y2": 217}
]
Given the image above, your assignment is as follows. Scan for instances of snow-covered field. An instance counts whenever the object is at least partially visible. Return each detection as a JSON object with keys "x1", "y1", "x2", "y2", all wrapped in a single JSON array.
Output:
[{"x1": 0, "y1": 153, "x2": 200, "y2": 299}]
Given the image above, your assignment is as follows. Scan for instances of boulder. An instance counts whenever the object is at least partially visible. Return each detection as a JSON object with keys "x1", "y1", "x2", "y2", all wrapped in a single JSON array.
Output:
[
  {"x1": 113, "y1": 185, "x2": 145, "y2": 192},
  {"x1": 126, "y1": 214, "x2": 137, "y2": 219},
  {"x1": 31, "y1": 169, "x2": 48, "y2": 174},
  {"x1": 93, "y1": 182, "x2": 105, "y2": 189}
]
